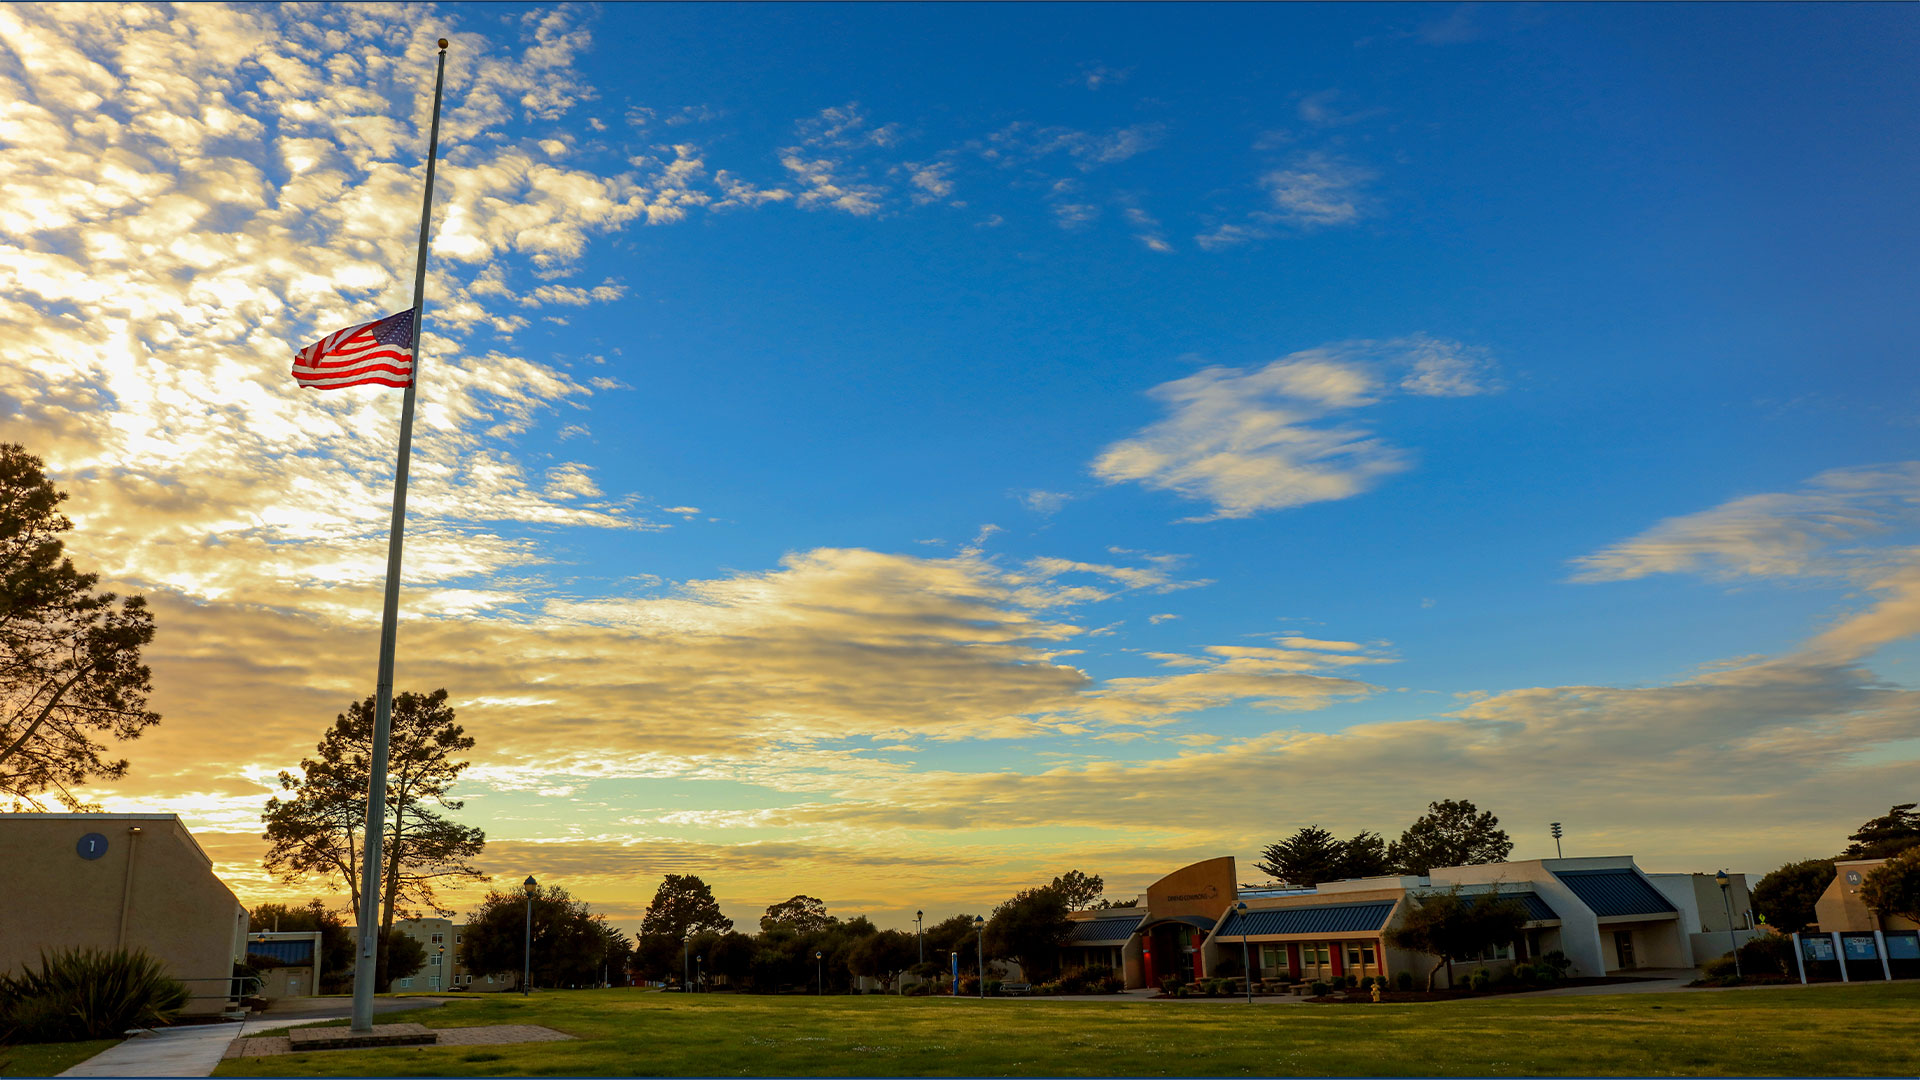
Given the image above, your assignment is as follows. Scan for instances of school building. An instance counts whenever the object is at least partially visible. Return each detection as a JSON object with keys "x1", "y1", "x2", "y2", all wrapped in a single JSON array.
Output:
[
  {"x1": 0, "y1": 813, "x2": 250, "y2": 1015},
  {"x1": 1062, "y1": 854, "x2": 1756, "y2": 988},
  {"x1": 384, "y1": 916, "x2": 520, "y2": 992}
]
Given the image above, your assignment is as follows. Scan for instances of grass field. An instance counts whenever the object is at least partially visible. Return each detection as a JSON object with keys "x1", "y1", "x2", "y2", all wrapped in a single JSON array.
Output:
[
  {"x1": 0, "y1": 1038, "x2": 121, "y2": 1077},
  {"x1": 211, "y1": 983, "x2": 1920, "y2": 1077}
]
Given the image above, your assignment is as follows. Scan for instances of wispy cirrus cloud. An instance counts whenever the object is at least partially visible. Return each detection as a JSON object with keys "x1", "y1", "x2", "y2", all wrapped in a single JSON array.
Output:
[
  {"x1": 1572, "y1": 463, "x2": 1920, "y2": 583},
  {"x1": 1092, "y1": 337, "x2": 1499, "y2": 519}
]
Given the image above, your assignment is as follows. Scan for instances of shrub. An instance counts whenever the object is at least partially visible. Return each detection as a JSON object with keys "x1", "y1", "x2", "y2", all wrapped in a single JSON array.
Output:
[
  {"x1": 1739, "y1": 934, "x2": 1793, "y2": 976},
  {"x1": 0, "y1": 948, "x2": 190, "y2": 1043},
  {"x1": 1079, "y1": 964, "x2": 1115, "y2": 984},
  {"x1": 1309, "y1": 980, "x2": 1330, "y2": 996},
  {"x1": 1702, "y1": 954, "x2": 1739, "y2": 978},
  {"x1": 1101, "y1": 976, "x2": 1126, "y2": 994},
  {"x1": 985, "y1": 979, "x2": 1003, "y2": 996},
  {"x1": 1491, "y1": 968, "x2": 1516, "y2": 988},
  {"x1": 1538, "y1": 950, "x2": 1572, "y2": 977},
  {"x1": 1394, "y1": 970, "x2": 1414, "y2": 991},
  {"x1": 1054, "y1": 972, "x2": 1085, "y2": 995},
  {"x1": 1468, "y1": 972, "x2": 1490, "y2": 992},
  {"x1": 1344, "y1": 974, "x2": 1357, "y2": 988},
  {"x1": 1159, "y1": 975, "x2": 1184, "y2": 995}
]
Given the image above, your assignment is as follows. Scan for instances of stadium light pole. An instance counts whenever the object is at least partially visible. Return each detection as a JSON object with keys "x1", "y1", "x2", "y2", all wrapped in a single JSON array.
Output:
[
  {"x1": 522, "y1": 875, "x2": 537, "y2": 995},
  {"x1": 1234, "y1": 901, "x2": 1253, "y2": 1003},
  {"x1": 1716, "y1": 870, "x2": 1742, "y2": 976},
  {"x1": 1550, "y1": 822, "x2": 1564, "y2": 858}
]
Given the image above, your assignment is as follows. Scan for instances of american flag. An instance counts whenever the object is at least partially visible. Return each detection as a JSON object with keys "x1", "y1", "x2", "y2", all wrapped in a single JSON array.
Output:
[{"x1": 291, "y1": 309, "x2": 416, "y2": 389}]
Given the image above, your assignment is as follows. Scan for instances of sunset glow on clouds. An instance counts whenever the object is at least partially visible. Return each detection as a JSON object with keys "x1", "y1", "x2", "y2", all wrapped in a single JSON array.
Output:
[{"x1": 5, "y1": 2, "x2": 1919, "y2": 931}]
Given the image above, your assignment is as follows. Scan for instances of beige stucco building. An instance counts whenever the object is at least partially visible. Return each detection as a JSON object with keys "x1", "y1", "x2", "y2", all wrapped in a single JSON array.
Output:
[
  {"x1": 0, "y1": 813, "x2": 248, "y2": 1016},
  {"x1": 1062, "y1": 854, "x2": 1755, "y2": 989},
  {"x1": 1814, "y1": 859, "x2": 1919, "y2": 933},
  {"x1": 382, "y1": 916, "x2": 519, "y2": 992}
]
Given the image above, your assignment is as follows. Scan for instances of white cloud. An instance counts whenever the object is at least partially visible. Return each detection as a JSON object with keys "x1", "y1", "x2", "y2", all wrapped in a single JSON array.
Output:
[
  {"x1": 1092, "y1": 338, "x2": 1498, "y2": 519},
  {"x1": 1571, "y1": 463, "x2": 1920, "y2": 583},
  {"x1": 1259, "y1": 152, "x2": 1375, "y2": 227}
]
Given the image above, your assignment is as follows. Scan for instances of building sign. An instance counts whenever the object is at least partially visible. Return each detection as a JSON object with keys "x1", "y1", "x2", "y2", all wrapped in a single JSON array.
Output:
[
  {"x1": 1144, "y1": 856, "x2": 1237, "y2": 921},
  {"x1": 1885, "y1": 934, "x2": 1920, "y2": 960},
  {"x1": 1845, "y1": 870, "x2": 1862, "y2": 885},
  {"x1": 1801, "y1": 936, "x2": 1835, "y2": 962},
  {"x1": 1841, "y1": 935, "x2": 1879, "y2": 960}
]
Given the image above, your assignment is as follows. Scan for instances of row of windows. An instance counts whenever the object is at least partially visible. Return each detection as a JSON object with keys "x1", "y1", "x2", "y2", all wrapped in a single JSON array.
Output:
[{"x1": 395, "y1": 973, "x2": 495, "y2": 990}]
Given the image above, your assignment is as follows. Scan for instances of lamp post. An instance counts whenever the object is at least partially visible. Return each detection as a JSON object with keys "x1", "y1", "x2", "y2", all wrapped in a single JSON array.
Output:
[
  {"x1": 1234, "y1": 901, "x2": 1253, "y2": 1004},
  {"x1": 522, "y1": 875, "x2": 537, "y2": 995},
  {"x1": 815, "y1": 950, "x2": 824, "y2": 996},
  {"x1": 1715, "y1": 870, "x2": 1742, "y2": 976},
  {"x1": 973, "y1": 915, "x2": 985, "y2": 998},
  {"x1": 915, "y1": 910, "x2": 924, "y2": 965},
  {"x1": 696, "y1": 954, "x2": 703, "y2": 994},
  {"x1": 1550, "y1": 822, "x2": 1564, "y2": 858},
  {"x1": 682, "y1": 937, "x2": 689, "y2": 992},
  {"x1": 437, "y1": 945, "x2": 445, "y2": 992}
]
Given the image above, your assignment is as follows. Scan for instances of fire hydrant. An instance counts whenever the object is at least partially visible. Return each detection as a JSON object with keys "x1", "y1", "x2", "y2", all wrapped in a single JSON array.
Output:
[{"x1": 1371, "y1": 982, "x2": 1383, "y2": 1003}]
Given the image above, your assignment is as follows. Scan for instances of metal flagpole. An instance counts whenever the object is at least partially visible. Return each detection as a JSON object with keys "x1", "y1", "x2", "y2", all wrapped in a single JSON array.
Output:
[{"x1": 351, "y1": 37, "x2": 450, "y2": 1035}]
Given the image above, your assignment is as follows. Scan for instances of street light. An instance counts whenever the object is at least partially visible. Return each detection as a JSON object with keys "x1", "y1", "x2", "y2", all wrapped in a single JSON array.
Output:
[
  {"x1": 522, "y1": 875, "x2": 537, "y2": 995},
  {"x1": 915, "y1": 910, "x2": 924, "y2": 965},
  {"x1": 682, "y1": 937, "x2": 689, "y2": 993},
  {"x1": 1550, "y1": 822, "x2": 1564, "y2": 858},
  {"x1": 696, "y1": 954, "x2": 703, "y2": 994},
  {"x1": 973, "y1": 915, "x2": 985, "y2": 998},
  {"x1": 1234, "y1": 901, "x2": 1253, "y2": 1004},
  {"x1": 437, "y1": 945, "x2": 445, "y2": 992},
  {"x1": 815, "y1": 950, "x2": 824, "y2": 996},
  {"x1": 1715, "y1": 870, "x2": 1742, "y2": 976}
]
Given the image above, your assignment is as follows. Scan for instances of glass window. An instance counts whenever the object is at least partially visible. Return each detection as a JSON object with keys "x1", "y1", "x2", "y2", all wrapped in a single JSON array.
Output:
[
  {"x1": 430, "y1": 954, "x2": 441, "y2": 966},
  {"x1": 1363, "y1": 945, "x2": 1376, "y2": 966},
  {"x1": 431, "y1": 933, "x2": 444, "y2": 944},
  {"x1": 455, "y1": 934, "x2": 463, "y2": 944},
  {"x1": 398, "y1": 978, "x2": 413, "y2": 989}
]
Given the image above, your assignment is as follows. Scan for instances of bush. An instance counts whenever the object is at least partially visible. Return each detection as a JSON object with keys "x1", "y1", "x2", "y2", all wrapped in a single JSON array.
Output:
[
  {"x1": 1701, "y1": 954, "x2": 1739, "y2": 978},
  {"x1": 1309, "y1": 980, "x2": 1330, "y2": 996},
  {"x1": 1538, "y1": 950, "x2": 1572, "y2": 977},
  {"x1": 985, "y1": 979, "x2": 1003, "y2": 996},
  {"x1": 1395, "y1": 970, "x2": 1414, "y2": 991},
  {"x1": 1211, "y1": 954, "x2": 1243, "y2": 977},
  {"x1": 1079, "y1": 964, "x2": 1115, "y2": 984},
  {"x1": 1491, "y1": 968, "x2": 1516, "y2": 988},
  {"x1": 1101, "y1": 976, "x2": 1126, "y2": 994},
  {"x1": 1345, "y1": 974, "x2": 1358, "y2": 988},
  {"x1": 1468, "y1": 971, "x2": 1490, "y2": 992},
  {"x1": 1739, "y1": 934, "x2": 1793, "y2": 976},
  {"x1": 1158, "y1": 975, "x2": 1184, "y2": 995},
  {"x1": 0, "y1": 948, "x2": 190, "y2": 1043}
]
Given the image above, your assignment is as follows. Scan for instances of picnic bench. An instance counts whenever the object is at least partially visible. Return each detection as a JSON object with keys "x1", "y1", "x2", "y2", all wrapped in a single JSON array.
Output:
[{"x1": 1001, "y1": 982, "x2": 1032, "y2": 996}]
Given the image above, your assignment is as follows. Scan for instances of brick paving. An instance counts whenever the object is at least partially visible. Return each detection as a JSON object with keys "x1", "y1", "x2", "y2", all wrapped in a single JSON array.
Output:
[{"x1": 225, "y1": 1024, "x2": 573, "y2": 1059}]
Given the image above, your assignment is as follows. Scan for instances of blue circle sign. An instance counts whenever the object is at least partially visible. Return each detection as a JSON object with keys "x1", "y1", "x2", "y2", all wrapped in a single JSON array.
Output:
[{"x1": 77, "y1": 833, "x2": 108, "y2": 860}]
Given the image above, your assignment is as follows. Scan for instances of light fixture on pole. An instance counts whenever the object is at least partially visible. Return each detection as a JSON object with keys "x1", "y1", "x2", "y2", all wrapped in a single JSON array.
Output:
[
  {"x1": 915, "y1": 909, "x2": 924, "y2": 965},
  {"x1": 1234, "y1": 901, "x2": 1253, "y2": 1004},
  {"x1": 1550, "y1": 822, "x2": 1564, "y2": 858},
  {"x1": 696, "y1": 954, "x2": 703, "y2": 994},
  {"x1": 1715, "y1": 870, "x2": 1742, "y2": 976},
  {"x1": 522, "y1": 875, "x2": 537, "y2": 995},
  {"x1": 437, "y1": 945, "x2": 445, "y2": 991},
  {"x1": 682, "y1": 937, "x2": 689, "y2": 993},
  {"x1": 973, "y1": 915, "x2": 985, "y2": 998},
  {"x1": 815, "y1": 950, "x2": 824, "y2": 996}
]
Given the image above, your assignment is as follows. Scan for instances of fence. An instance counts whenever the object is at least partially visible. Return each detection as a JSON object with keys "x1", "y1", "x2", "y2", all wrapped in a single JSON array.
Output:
[{"x1": 1790, "y1": 930, "x2": 1919, "y2": 983}]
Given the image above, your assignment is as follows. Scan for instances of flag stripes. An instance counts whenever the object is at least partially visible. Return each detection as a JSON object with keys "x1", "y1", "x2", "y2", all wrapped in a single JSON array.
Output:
[{"x1": 292, "y1": 309, "x2": 416, "y2": 389}]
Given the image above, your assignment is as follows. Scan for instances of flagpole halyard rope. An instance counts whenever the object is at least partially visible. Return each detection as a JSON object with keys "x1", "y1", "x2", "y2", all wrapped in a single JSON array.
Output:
[{"x1": 350, "y1": 36, "x2": 449, "y2": 1035}]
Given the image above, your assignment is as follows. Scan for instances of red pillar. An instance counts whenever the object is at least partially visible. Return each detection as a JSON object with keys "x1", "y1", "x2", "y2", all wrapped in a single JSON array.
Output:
[
  {"x1": 1143, "y1": 946, "x2": 1156, "y2": 988},
  {"x1": 1330, "y1": 942, "x2": 1344, "y2": 980},
  {"x1": 1287, "y1": 942, "x2": 1301, "y2": 979}
]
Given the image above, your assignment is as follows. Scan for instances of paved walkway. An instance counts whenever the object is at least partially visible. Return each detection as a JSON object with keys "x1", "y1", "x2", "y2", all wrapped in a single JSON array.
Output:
[{"x1": 58, "y1": 998, "x2": 456, "y2": 1078}]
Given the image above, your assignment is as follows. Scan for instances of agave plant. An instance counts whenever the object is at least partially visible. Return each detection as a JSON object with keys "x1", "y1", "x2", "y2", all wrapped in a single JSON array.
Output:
[{"x1": 0, "y1": 947, "x2": 190, "y2": 1042}]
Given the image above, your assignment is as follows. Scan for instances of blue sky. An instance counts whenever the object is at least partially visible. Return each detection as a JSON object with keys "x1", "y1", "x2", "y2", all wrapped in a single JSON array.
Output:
[{"x1": 3, "y1": 2, "x2": 1918, "y2": 931}]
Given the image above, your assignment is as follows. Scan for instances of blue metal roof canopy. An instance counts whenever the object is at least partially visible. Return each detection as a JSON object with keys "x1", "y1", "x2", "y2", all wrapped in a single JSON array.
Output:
[
  {"x1": 246, "y1": 939, "x2": 315, "y2": 964},
  {"x1": 1216, "y1": 901, "x2": 1395, "y2": 938},
  {"x1": 1550, "y1": 868, "x2": 1676, "y2": 918},
  {"x1": 1066, "y1": 914, "x2": 1146, "y2": 945}
]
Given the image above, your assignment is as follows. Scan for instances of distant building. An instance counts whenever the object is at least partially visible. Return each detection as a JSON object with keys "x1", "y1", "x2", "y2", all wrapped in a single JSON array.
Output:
[
  {"x1": 0, "y1": 813, "x2": 249, "y2": 1015},
  {"x1": 243, "y1": 930, "x2": 324, "y2": 998},
  {"x1": 1815, "y1": 858, "x2": 1919, "y2": 933},
  {"x1": 1061, "y1": 854, "x2": 1756, "y2": 989},
  {"x1": 377, "y1": 916, "x2": 519, "y2": 992}
]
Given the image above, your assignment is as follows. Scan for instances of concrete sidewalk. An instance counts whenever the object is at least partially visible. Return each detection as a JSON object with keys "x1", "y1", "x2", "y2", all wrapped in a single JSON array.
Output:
[
  {"x1": 58, "y1": 998, "x2": 455, "y2": 1078},
  {"x1": 59, "y1": 1021, "x2": 244, "y2": 1078}
]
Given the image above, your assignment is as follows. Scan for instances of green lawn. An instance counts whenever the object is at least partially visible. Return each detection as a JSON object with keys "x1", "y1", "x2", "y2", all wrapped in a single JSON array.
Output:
[
  {"x1": 0, "y1": 1038, "x2": 121, "y2": 1077},
  {"x1": 213, "y1": 983, "x2": 1920, "y2": 1077}
]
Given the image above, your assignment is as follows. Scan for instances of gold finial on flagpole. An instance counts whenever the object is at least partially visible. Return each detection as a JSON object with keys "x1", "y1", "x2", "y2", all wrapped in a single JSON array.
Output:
[{"x1": 438, "y1": 38, "x2": 449, "y2": 51}]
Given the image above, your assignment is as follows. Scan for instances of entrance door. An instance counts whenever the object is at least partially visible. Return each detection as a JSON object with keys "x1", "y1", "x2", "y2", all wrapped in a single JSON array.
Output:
[{"x1": 1613, "y1": 930, "x2": 1635, "y2": 970}]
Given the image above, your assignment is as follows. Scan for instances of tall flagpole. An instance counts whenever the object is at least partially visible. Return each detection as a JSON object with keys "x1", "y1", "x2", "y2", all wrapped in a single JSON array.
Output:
[{"x1": 351, "y1": 36, "x2": 449, "y2": 1035}]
